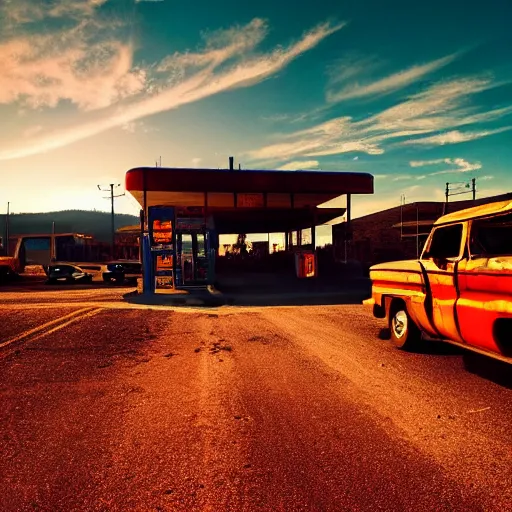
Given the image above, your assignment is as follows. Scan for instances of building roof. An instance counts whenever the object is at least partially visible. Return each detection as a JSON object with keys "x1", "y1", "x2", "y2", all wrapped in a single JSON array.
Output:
[
  {"x1": 352, "y1": 192, "x2": 512, "y2": 223},
  {"x1": 435, "y1": 199, "x2": 512, "y2": 225},
  {"x1": 392, "y1": 220, "x2": 435, "y2": 229}
]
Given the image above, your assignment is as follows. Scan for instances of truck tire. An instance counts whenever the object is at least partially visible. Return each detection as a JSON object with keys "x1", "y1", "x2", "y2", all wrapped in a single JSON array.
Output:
[{"x1": 389, "y1": 302, "x2": 422, "y2": 351}]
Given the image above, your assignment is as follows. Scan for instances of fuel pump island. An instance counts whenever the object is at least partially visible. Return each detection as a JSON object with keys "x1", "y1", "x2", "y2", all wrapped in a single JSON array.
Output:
[{"x1": 125, "y1": 163, "x2": 374, "y2": 295}]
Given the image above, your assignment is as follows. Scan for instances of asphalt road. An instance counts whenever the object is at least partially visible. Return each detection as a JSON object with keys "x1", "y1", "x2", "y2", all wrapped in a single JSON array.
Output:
[{"x1": 1, "y1": 290, "x2": 511, "y2": 511}]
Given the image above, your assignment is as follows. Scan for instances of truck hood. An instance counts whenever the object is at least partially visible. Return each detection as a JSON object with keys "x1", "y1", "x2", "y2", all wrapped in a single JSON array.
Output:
[{"x1": 369, "y1": 260, "x2": 423, "y2": 273}]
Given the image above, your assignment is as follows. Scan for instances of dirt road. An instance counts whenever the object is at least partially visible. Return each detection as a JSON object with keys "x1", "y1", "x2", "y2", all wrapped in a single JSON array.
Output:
[{"x1": 1, "y1": 301, "x2": 511, "y2": 511}]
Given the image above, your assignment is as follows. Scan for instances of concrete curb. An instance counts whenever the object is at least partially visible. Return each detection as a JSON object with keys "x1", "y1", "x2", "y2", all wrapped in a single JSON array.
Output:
[{"x1": 123, "y1": 288, "x2": 370, "y2": 308}]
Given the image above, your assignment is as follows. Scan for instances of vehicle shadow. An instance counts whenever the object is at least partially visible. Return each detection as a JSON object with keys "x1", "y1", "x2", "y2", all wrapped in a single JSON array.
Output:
[
  {"x1": 378, "y1": 328, "x2": 512, "y2": 387},
  {"x1": 378, "y1": 328, "x2": 464, "y2": 356},
  {"x1": 462, "y1": 353, "x2": 512, "y2": 389},
  {"x1": 224, "y1": 291, "x2": 370, "y2": 307},
  {"x1": 0, "y1": 278, "x2": 136, "y2": 293}
]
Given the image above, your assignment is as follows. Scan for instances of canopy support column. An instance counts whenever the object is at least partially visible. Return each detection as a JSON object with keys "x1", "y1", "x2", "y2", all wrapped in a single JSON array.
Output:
[
  {"x1": 345, "y1": 193, "x2": 352, "y2": 262},
  {"x1": 311, "y1": 209, "x2": 317, "y2": 249}
]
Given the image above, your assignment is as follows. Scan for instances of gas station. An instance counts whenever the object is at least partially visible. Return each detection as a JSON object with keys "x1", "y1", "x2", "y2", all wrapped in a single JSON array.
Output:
[{"x1": 125, "y1": 161, "x2": 374, "y2": 295}]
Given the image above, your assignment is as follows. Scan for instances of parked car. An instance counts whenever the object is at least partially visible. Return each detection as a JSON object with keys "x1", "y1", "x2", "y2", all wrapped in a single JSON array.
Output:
[
  {"x1": 45, "y1": 264, "x2": 93, "y2": 284},
  {"x1": 365, "y1": 199, "x2": 512, "y2": 364},
  {"x1": 102, "y1": 260, "x2": 142, "y2": 284}
]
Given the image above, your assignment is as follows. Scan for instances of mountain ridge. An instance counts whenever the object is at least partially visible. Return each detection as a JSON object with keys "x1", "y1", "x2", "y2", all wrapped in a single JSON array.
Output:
[{"x1": 0, "y1": 210, "x2": 139, "y2": 243}]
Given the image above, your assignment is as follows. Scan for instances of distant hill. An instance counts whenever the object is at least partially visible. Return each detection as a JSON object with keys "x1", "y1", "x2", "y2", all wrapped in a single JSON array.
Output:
[{"x1": 0, "y1": 210, "x2": 139, "y2": 243}]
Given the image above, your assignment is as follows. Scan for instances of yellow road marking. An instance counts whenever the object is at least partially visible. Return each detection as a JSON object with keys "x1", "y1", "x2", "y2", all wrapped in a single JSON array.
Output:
[{"x1": 0, "y1": 307, "x2": 102, "y2": 350}]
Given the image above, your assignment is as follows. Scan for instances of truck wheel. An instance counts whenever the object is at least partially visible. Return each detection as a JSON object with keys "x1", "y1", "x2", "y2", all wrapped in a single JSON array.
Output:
[{"x1": 389, "y1": 304, "x2": 422, "y2": 351}]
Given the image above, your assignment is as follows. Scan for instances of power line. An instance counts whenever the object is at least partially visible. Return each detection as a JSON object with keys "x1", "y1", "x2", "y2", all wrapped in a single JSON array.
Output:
[
  {"x1": 444, "y1": 178, "x2": 476, "y2": 215},
  {"x1": 97, "y1": 184, "x2": 125, "y2": 258}
]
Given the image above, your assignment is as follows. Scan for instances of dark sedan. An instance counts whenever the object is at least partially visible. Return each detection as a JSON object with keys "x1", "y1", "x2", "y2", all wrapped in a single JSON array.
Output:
[
  {"x1": 102, "y1": 261, "x2": 142, "y2": 285},
  {"x1": 46, "y1": 264, "x2": 93, "y2": 284}
]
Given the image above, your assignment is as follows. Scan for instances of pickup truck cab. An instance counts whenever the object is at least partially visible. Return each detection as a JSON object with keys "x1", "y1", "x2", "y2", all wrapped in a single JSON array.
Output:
[{"x1": 366, "y1": 199, "x2": 512, "y2": 364}]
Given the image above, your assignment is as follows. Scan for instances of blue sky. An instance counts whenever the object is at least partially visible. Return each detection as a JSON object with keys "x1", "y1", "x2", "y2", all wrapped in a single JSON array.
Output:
[{"x1": 1, "y1": 0, "x2": 511, "y2": 220}]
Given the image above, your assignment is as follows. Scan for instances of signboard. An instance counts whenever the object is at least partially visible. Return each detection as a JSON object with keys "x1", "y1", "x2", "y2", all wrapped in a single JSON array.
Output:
[
  {"x1": 150, "y1": 244, "x2": 173, "y2": 251},
  {"x1": 156, "y1": 253, "x2": 173, "y2": 270},
  {"x1": 237, "y1": 193, "x2": 264, "y2": 208},
  {"x1": 176, "y1": 206, "x2": 204, "y2": 216},
  {"x1": 176, "y1": 217, "x2": 205, "y2": 232},
  {"x1": 149, "y1": 206, "x2": 175, "y2": 247}
]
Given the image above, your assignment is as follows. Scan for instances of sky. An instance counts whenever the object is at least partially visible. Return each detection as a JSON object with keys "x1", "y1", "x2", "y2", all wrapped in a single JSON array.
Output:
[{"x1": 1, "y1": 0, "x2": 512, "y2": 222}]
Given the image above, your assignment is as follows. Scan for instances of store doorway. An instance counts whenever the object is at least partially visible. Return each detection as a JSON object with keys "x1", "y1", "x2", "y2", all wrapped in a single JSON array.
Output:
[{"x1": 177, "y1": 232, "x2": 208, "y2": 286}]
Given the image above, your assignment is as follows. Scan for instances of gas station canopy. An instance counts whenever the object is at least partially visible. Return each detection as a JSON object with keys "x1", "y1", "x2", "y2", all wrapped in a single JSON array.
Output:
[{"x1": 125, "y1": 167, "x2": 374, "y2": 233}]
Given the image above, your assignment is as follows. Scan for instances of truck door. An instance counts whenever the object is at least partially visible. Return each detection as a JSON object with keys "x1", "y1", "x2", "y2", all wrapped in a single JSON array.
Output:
[
  {"x1": 420, "y1": 223, "x2": 466, "y2": 342},
  {"x1": 457, "y1": 214, "x2": 512, "y2": 356}
]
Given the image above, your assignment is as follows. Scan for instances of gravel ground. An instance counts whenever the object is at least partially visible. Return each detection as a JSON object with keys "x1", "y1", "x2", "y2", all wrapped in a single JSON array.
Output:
[{"x1": 0, "y1": 294, "x2": 511, "y2": 511}]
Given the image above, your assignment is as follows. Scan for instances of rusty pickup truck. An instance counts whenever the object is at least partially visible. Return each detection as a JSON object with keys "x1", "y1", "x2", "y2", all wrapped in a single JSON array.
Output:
[{"x1": 366, "y1": 199, "x2": 512, "y2": 364}]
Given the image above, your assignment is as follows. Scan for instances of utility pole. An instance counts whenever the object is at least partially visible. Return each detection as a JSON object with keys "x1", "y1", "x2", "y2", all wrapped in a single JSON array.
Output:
[
  {"x1": 4, "y1": 202, "x2": 9, "y2": 256},
  {"x1": 416, "y1": 204, "x2": 420, "y2": 259},
  {"x1": 399, "y1": 194, "x2": 406, "y2": 239},
  {"x1": 97, "y1": 184, "x2": 125, "y2": 259},
  {"x1": 444, "y1": 178, "x2": 477, "y2": 213}
]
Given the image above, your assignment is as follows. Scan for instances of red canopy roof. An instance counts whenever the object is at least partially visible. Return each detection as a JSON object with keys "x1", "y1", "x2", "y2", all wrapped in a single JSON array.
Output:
[
  {"x1": 125, "y1": 167, "x2": 373, "y2": 232},
  {"x1": 126, "y1": 167, "x2": 373, "y2": 198}
]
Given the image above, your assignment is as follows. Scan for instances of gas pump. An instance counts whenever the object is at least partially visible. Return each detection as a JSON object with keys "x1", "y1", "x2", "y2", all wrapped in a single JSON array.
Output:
[
  {"x1": 148, "y1": 206, "x2": 176, "y2": 290},
  {"x1": 144, "y1": 206, "x2": 216, "y2": 291}
]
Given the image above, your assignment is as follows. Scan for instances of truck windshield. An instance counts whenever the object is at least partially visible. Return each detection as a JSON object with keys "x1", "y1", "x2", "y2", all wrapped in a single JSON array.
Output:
[{"x1": 470, "y1": 213, "x2": 512, "y2": 257}]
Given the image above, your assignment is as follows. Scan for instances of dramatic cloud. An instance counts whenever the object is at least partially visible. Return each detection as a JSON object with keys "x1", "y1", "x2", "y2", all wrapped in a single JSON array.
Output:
[
  {"x1": 327, "y1": 54, "x2": 456, "y2": 103},
  {"x1": 1, "y1": 0, "x2": 108, "y2": 25},
  {"x1": 0, "y1": 15, "x2": 345, "y2": 160},
  {"x1": 247, "y1": 73, "x2": 512, "y2": 164},
  {"x1": 409, "y1": 157, "x2": 482, "y2": 176},
  {"x1": 277, "y1": 160, "x2": 319, "y2": 170},
  {"x1": 0, "y1": 37, "x2": 147, "y2": 110},
  {"x1": 400, "y1": 127, "x2": 512, "y2": 146},
  {"x1": 0, "y1": 0, "x2": 144, "y2": 111}
]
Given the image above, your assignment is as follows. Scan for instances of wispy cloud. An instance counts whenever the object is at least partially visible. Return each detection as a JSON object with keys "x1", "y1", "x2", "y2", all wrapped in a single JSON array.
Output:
[
  {"x1": 391, "y1": 174, "x2": 425, "y2": 182},
  {"x1": 121, "y1": 120, "x2": 157, "y2": 134},
  {"x1": 400, "y1": 127, "x2": 512, "y2": 146},
  {"x1": 409, "y1": 157, "x2": 482, "y2": 176},
  {"x1": 0, "y1": 14, "x2": 345, "y2": 160},
  {"x1": 277, "y1": 160, "x2": 319, "y2": 170},
  {"x1": 0, "y1": 0, "x2": 144, "y2": 112},
  {"x1": 22, "y1": 125, "x2": 44, "y2": 138},
  {"x1": 1, "y1": 0, "x2": 108, "y2": 26},
  {"x1": 327, "y1": 54, "x2": 456, "y2": 103},
  {"x1": 246, "y1": 72, "x2": 512, "y2": 164}
]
